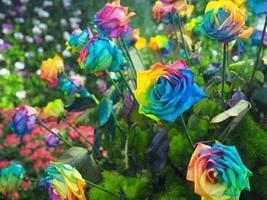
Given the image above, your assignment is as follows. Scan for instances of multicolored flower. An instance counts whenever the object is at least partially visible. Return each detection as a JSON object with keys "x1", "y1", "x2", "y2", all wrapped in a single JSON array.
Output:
[
  {"x1": 122, "y1": 27, "x2": 147, "y2": 50},
  {"x1": 200, "y1": 0, "x2": 254, "y2": 42},
  {"x1": 134, "y1": 60, "x2": 206, "y2": 122},
  {"x1": 78, "y1": 36, "x2": 124, "y2": 73},
  {"x1": 247, "y1": 0, "x2": 267, "y2": 15},
  {"x1": 43, "y1": 99, "x2": 64, "y2": 119},
  {"x1": 0, "y1": 161, "x2": 25, "y2": 200},
  {"x1": 187, "y1": 143, "x2": 252, "y2": 200},
  {"x1": 59, "y1": 75, "x2": 82, "y2": 96},
  {"x1": 10, "y1": 105, "x2": 36, "y2": 137},
  {"x1": 152, "y1": 0, "x2": 187, "y2": 21},
  {"x1": 94, "y1": 0, "x2": 135, "y2": 38},
  {"x1": 66, "y1": 28, "x2": 93, "y2": 53},
  {"x1": 148, "y1": 34, "x2": 173, "y2": 58},
  {"x1": 43, "y1": 162, "x2": 87, "y2": 200},
  {"x1": 40, "y1": 55, "x2": 64, "y2": 88},
  {"x1": 44, "y1": 129, "x2": 60, "y2": 148}
]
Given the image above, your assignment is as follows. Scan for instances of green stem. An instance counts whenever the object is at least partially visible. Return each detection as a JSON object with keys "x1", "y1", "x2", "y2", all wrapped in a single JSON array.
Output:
[
  {"x1": 105, "y1": 71, "x2": 123, "y2": 96},
  {"x1": 176, "y1": 14, "x2": 190, "y2": 64},
  {"x1": 250, "y1": 14, "x2": 267, "y2": 83},
  {"x1": 119, "y1": 71, "x2": 138, "y2": 105},
  {"x1": 171, "y1": 14, "x2": 181, "y2": 59},
  {"x1": 221, "y1": 43, "x2": 228, "y2": 111},
  {"x1": 62, "y1": 117, "x2": 93, "y2": 147},
  {"x1": 37, "y1": 119, "x2": 73, "y2": 147},
  {"x1": 120, "y1": 36, "x2": 137, "y2": 80},
  {"x1": 181, "y1": 115, "x2": 194, "y2": 149},
  {"x1": 85, "y1": 179, "x2": 119, "y2": 199}
]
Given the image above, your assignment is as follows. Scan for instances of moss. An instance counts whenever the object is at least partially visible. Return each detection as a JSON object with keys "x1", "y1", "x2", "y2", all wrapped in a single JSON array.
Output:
[
  {"x1": 229, "y1": 115, "x2": 267, "y2": 199},
  {"x1": 88, "y1": 171, "x2": 150, "y2": 200}
]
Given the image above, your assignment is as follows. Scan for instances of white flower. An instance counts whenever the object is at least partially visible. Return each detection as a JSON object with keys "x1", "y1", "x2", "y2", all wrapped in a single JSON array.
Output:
[
  {"x1": 39, "y1": 23, "x2": 47, "y2": 30},
  {"x1": 14, "y1": 32, "x2": 24, "y2": 40},
  {"x1": 25, "y1": 36, "x2": 33, "y2": 43},
  {"x1": 69, "y1": 17, "x2": 81, "y2": 23},
  {"x1": 0, "y1": 68, "x2": 10, "y2": 76},
  {"x1": 63, "y1": 31, "x2": 69, "y2": 40},
  {"x1": 60, "y1": 19, "x2": 68, "y2": 26},
  {"x1": 43, "y1": 0, "x2": 53, "y2": 7},
  {"x1": 38, "y1": 47, "x2": 44, "y2": 54},
  {"x1": 15, "y1": 17, "x2": 25, "y2": 23},
  {"x1": 0, "y1": 13, "x2": 5, "y2": 20},
  {"x1": 74, "y1": 10, "x2": 82, "y2": 16},
  {"x1": 0, "y1": 54, "x2": 3, "y2": 61},
  {"x1": 56, "y1": 44, "x2": 61, "y2": 52},
  {"x1": 25, "y1": 52, "x2": 34, "y2": 58},
  {"x1": 32, "y1": 26, "x2": 42, "y2": 35},
  {"x1": 62, "y1": 49, "x2": 71, "y2": 58},
  {"x1": 71, "y1": 23, "x2": 79, "y2": 29},
  {"x1": 32, "y1": 19, "x2": 40, "y2": 25},
  {"x1": 0, "y1": 39, "x2": 3, "y2": 45},
  {"x1": 36, "y1": 69, "x2": 41, "y2": 75},
  {"x1": 38, "y1": 9, "x2": 50, "y2": 18},
  {"x1": 15, "y1": 61, "x2": 25, "y2": 70},
  {"x1": 2, "y1": 0, "x2": 12, "y2": 5},
  {"x1": 45, "y1": 35, "x2": 54, "y2": 42},
  {"x1": 16, "y1": 90, "x2": 26, "y2": 99}
]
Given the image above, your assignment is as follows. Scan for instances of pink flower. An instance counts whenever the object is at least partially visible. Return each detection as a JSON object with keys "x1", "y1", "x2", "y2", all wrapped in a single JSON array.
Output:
[
  {"x1": 4, "y1": 134, "x2": 20, "y2": 147},
  {"x1": 94, "y1": 0, "x2": 135, "y2": 38}
]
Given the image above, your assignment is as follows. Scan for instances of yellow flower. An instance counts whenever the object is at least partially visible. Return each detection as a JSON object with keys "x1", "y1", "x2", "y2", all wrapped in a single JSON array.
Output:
[
  {"x1": 135, "y1": 37, "x2": 147, "y2": 50},
  {"x1": 43, "y1": 99, "x2": 64, "y2": 118},
  {"x1": 40, "y1": 55, "x2": 64, "y2": 88}
]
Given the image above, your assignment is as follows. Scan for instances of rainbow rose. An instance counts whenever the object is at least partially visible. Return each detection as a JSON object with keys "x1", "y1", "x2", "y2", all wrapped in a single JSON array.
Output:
[
  {"x1": 148, "y1": 34, "x2": 173, "y2": 58},
  {"x1": 152, "y1": 0, "x2": 187, "y2": 21},
  {"x1": 10, "y1": 105, "x2": 36, "y2": 137},
  {"x1": 247, "y1": 0, "x2": 267, "y2": 15},
  {"x1": 134, "y1": 60, "x2": 206, "y2": 122},
  {"x1": 201, "y1": 0, "x2": 254, "y2": 43},
  {"x1": 66, "y1": 28, "x2": 93, "y2": 53},
  {"x1": 40, "y1": 55, "x2": 64, "y2": 88},
  {"x1": 78, "y1": 36, "x2": 124, "y2": 73},
  {"x1": 43, "y1": 99, "x2": 64, "y2": 119},
  {"x1": 122, "y1": 28, "x2": 147, "y2": 50},
  {"x1": 94, "y1": 0, "x2": 135, "y2": 38},
  {"x1": 42, "y1": 162, "x2": 87, "y2": 200},
  {"x1": 187, "y1": 143, "x2": 252, "y2": 200},
  {"x1": 0, "y1": 161, "x2": 25, "y2": 200}
]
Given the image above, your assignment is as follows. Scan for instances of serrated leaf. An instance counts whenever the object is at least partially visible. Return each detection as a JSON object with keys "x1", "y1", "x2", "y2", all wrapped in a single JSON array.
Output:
[
  {"x1": 145, "y1": 128, "x2": 169, "y2": 174},
  {"x1": 58, "y1": 146, "x2": 102, "y2": 182},
  {"x1": 97, "y1": 98, "x2": 113, "y2": 126},
  {"x1": 65, "y1": 97, "x2": 95, "y2": 112},
  {"x1": 211, "y1": 100, "x2": 251, "y2": 123}
]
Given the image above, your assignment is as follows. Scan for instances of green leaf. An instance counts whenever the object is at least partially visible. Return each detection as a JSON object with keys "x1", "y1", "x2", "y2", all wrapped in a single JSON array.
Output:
[
  {"x1": 58, "y1": 146, "x2": 102, "y2": 183},
  {"x1": 254, "y1": 71, "x2": 265, "y2": 83},
  {"x1": 98, "y1": 98, "x2": 113, "y2": 126}
]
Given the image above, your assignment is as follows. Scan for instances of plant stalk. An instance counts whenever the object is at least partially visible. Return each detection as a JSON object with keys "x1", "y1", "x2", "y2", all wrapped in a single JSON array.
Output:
[
  {"x1": 181, "y1": 115, "x2": 194, "y2": 149},
  {"x1": 221, "y1": 43, "x2": 228, "y2": 111}
]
